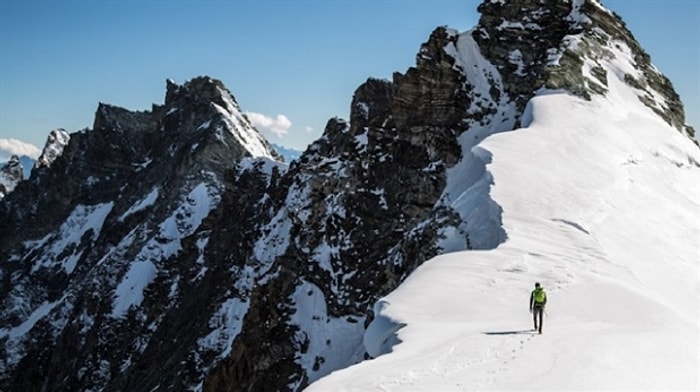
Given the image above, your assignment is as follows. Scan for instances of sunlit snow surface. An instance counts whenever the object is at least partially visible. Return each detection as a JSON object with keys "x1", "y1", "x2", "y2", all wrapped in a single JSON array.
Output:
[
  {"x1": 307, "y1": 31, "x2": 700, "y2": 392},
  {"x1": 25, "y1": 202, "x2": 114, "y2": 274},
  {"x1": 118, "y1": 187, "x2": 159, "y2": 221},
  {"x1": 212, "y1": 85, "x2": 276, "y2": 159}
]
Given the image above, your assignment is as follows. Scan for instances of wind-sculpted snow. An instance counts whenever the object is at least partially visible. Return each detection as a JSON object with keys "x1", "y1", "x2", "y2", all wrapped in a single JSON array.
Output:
[
  {"x1": 437, "y1": 30, "x2": 516, "y2": 251},
  {"x1": 307, "y1": 37, "x2": 700, "y2": 391},
  {"x1": 363, "y1": 300, "x2": 405, "y2": 358}
]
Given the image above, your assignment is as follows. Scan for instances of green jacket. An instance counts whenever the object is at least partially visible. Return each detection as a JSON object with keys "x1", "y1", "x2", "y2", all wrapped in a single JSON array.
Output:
[{"x1": 530, "y1": 287, "x2": 547, "y2": 309}]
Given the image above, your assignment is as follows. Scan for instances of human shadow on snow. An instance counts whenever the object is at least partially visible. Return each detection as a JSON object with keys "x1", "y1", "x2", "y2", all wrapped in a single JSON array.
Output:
[{"x1": 482, "y1": 330, "x2": 536, "y2": 335}]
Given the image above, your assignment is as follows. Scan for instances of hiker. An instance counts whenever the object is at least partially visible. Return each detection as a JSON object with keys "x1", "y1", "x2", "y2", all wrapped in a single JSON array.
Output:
[{"x1": 529, "y1": 282, "x2": 547, "y2": 334}]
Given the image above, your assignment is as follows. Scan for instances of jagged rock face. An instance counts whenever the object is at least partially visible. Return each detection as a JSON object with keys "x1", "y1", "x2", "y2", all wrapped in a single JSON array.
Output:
[
  {"x1": 392, "y1": 27, "x2": 467, "y2": 166},
  {"x1": 35, "y1": 129, "x2": 71, "y2": 170},
  {"x1": 474, "y1": 0, "x2": 695, "y2": 140},
  {"x1": 0, "y1": 76, "x2": 282, "y2": 391},
  {"x1": 204, "y1": 25, "x2": 483, "y2": 389},
  {"x1": 1, "y1": 30, "x2": 478, "y2": 389},
  {"x1": 0, "y1": 129, "x2": 68, "y2": 200},
  {"x1": 475, "y1": 0, "x2": 574, "y2": 112},
  {"x1": 1, "y1": 1, "x2": 697, "y2": 392},
  {"x1": 0, "y1": 155, "x2": 24, "y2": 199},
  {"x1": 574, "y1": 1, "x2": 694, "y2": 140}
]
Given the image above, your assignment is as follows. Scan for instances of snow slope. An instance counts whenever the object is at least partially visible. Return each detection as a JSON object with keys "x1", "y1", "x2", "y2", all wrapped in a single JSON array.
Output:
[{"x1": 306, "y1": 34, "x2": 700, "y2": 392}]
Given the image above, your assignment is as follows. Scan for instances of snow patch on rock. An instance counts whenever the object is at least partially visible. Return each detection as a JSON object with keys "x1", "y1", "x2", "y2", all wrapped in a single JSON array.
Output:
[{"x1": 35, "y1": 129, "x2": 70, "y2": 169}]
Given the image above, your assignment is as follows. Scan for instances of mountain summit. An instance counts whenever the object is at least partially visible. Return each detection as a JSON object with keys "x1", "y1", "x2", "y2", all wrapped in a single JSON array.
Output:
[{"x1": 1, "y1": 1, "x2": 698, "y2": 391}]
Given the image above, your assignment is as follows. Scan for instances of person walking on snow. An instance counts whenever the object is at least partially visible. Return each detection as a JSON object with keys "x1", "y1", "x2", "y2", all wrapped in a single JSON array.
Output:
[{"x1": 530, "y1": 282, "x2": 547, "y2": 334}]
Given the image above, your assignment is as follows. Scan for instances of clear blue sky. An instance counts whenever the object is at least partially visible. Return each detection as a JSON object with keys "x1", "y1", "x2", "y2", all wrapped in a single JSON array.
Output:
[{"x1": 0, "y1": 0, "x2": 698, "y2": 156}]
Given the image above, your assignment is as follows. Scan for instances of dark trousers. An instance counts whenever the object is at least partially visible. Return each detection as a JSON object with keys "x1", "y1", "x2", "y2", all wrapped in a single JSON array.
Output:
[{"x1": 533, "y1": 305, "x2": 544, "y2": 333}]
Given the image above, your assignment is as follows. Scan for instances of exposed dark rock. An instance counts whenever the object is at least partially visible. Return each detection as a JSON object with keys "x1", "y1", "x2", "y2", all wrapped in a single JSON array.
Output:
[
  {"x1": 35, "y1": 129, "x2": 71, "y2": 170},
  {"x1": 1, "y1": 1, "x2": 697, "y2": 391},
  {"x1": 471, "y1": 0, "x2": 694, "y2": 141},
  {"x1": 475, "y1": 0, "x2": 574, "y2": 110},
  {"x1": 0, "y1": 76, "x2": 281, "y2": 391},
  {"x1": 0, "y1": 155, "x2": 24, "y2": 199}
]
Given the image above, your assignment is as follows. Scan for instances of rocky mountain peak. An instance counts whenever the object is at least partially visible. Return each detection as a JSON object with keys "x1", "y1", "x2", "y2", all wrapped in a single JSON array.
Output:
[
  {"x1": 350, "y1": 77, "x2": 393, "y2": 129},
  {"x1": 471, "y1": 0, "x2": 695, "y2": 140},
  {"x1": 165, "y1": 76, "x2": 232, "y2": 109},
  {"x1": 163, "y1": 76, "x2": 281, "y2": 160},
  {"x1": 0, "y1": 155, "x2": 24, "y2": 199},
  {"x1": 34, "y1": 128, "x2": 70, "y2": 170},
  {"x1": 474, "y1": 0, "x2": 573, "y2": 109},
  {"x1": 1, "y1": 155, "x2": 23, "y2": 178}
]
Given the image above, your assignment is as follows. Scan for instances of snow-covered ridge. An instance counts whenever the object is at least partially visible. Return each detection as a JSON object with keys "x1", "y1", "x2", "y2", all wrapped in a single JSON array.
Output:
[
  {"x1": 440, "y1": 30, "x2": 515, "y2": 251},
  {"x1": 308, "y1": 33, "x2": 700, "y2": 391}
]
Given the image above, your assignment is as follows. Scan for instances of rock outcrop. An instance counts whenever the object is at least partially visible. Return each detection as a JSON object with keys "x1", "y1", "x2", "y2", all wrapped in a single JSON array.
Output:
[
  {"x1": 35, "y1": 129, "x2": 71, "y2": 170},
  {"x1": 0, "y1": 155, "x2": 24, "y2": 199},
  {"x1": 474, "y1": 0, "x2": 695, "y2": 139}
]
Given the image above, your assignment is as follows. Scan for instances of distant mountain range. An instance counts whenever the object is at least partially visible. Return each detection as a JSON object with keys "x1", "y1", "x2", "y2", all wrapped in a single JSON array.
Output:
[
  {"x1": 270, "y1": 143, "x2": 302, "y2": 163},
  {"x1": 2, "y1": 146, "x2": 301, "y2": 179}
]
